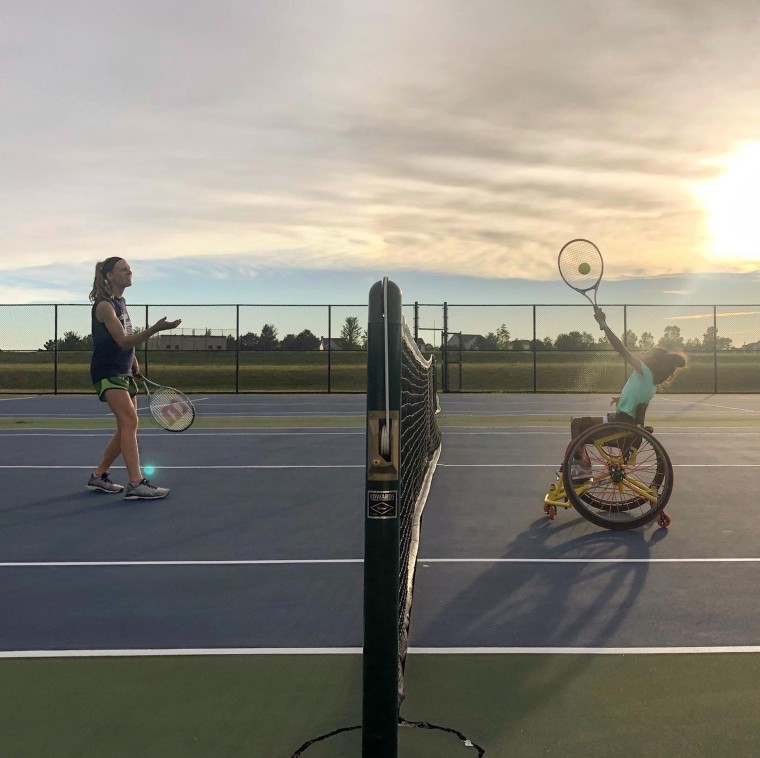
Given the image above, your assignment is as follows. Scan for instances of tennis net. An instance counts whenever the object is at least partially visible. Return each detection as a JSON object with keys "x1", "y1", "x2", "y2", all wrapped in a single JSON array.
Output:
[{"x1": 363, "y1": 278, "x2": 442, "y2": 757}]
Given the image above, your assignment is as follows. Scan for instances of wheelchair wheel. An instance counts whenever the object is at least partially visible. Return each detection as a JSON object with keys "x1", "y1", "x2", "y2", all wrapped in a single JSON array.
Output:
[{"x1": 562, "y1": 422, "x2": 673, "y2": 530}]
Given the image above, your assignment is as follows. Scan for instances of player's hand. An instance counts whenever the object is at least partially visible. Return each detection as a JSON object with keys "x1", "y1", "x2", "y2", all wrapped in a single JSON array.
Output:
[
  {"x1": 593, "y1": 307, "x2": 606, "y2": 325},
  {"x1": 153, "y1": 317, "x2": 182, "y2": 332}
]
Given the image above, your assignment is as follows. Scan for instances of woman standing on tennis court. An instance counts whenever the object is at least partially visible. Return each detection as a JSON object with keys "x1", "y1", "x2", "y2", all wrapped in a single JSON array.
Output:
[
  {"x1": 87, "y1": 257, "x2": 181, "y2": 500},
  {"x1": 568, "y1": 307, "x2": 686, "y2": 480}
]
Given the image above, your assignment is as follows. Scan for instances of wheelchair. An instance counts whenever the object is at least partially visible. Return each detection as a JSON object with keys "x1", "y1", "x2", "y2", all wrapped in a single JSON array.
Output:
[{"x1": 543, "y1": 404, "x2": 673, "y2": 531}]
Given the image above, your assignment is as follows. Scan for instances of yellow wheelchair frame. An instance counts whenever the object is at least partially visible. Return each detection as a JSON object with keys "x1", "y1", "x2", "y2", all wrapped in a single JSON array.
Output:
[{"x1": 543, "y1": 420, "x2": 673, "y2": 530}]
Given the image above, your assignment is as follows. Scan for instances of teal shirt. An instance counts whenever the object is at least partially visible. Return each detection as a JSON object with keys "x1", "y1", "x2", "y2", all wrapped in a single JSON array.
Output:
[{"x1": 616, "y1": 362, "x2": 656, "y2": 419}]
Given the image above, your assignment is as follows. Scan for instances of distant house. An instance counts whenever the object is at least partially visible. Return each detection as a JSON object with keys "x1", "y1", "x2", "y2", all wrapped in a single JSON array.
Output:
[
  {"x1": 319, "y1": 337, "x2": 347, "y2": 351},
  {"x1": 149, "y1": 334, "x2": 227, "y2": 351},
  {"x1": 446, "y1": 334, "x2": 484, "y2": 351},
  {"x1": 740, "y1": 340, "x2": 760, "y2": 352}
]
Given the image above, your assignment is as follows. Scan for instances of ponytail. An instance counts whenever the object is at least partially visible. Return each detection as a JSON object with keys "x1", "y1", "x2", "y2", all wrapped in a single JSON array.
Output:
[{"x1": 88, "y1": 257, "x2": 122, "y2": 302}]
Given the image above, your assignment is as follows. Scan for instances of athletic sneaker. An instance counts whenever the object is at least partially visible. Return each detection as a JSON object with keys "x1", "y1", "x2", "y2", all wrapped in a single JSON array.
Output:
[
  {"x1": 570, "y1": 460, "x2": 593, "y2": 481},
  {"x1": 124, "y1": 479, "x2": 170, "y2": 500},
  {"x1": 87, "y1": 472, "x2": 124, "y2": 494}
]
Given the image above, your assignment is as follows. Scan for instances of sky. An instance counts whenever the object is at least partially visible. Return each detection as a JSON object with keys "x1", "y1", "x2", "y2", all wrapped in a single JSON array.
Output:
[{"x1": 1, "y1": 0, "x2": 760, "y2": 313}]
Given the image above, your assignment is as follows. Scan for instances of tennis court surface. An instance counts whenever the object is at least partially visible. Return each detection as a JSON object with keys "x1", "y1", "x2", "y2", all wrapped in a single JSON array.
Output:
[{"x1": 2, "y1": 392, "x2": 760, "y2": 756}]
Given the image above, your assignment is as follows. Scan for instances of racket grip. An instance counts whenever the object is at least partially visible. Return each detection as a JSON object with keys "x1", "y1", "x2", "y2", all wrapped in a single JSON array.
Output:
[{"x1": 598, "y1": 321, "x2": 607, "y2": 331}]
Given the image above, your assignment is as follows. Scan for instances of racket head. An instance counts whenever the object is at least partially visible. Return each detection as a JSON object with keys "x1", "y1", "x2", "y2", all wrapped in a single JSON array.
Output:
[
  {"x1": 146, "y1": 384, "x2": 195, "y2": 432},
  {"x1": 558, "y1": 239, "x2": 604, "y2": 293}
]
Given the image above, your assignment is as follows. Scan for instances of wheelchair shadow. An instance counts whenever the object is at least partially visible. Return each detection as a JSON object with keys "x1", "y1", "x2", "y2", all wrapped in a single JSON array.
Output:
[{"x1": 408, "y1": 516, "x2": 663, "y2": 743}]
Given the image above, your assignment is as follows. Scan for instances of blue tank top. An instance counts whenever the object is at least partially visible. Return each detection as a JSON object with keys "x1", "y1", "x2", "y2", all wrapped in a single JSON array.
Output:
[{"x1": 90, "y1": 297, "x2": 136, "y2": 383}]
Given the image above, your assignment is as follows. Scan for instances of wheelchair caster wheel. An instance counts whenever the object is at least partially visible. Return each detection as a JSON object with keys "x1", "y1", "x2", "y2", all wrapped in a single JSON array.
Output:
[
  {"x1": 656, "y1": 512, "x2": 671, "y2": 528},
  {"x1": 544, "y1": 504, "x2": 557, "y2": 521}
]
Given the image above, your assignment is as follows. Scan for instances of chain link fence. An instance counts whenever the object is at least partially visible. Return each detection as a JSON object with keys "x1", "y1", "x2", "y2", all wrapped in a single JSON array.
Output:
[{"x1": 2, "y1": 303, "x2": 759, "y2": 393}]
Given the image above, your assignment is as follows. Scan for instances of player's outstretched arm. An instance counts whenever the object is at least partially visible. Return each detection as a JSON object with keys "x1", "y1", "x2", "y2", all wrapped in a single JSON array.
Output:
[{"x1": 594, "y1": 307, "x2": 642, "y2": 374}]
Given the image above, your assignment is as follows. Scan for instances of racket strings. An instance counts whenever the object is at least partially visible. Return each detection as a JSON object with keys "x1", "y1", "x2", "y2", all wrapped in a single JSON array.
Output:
[
  {"x1": 558, "y1": 239, "x2": 603, "y2": 289},
  {"x1": 148, "y1": 387, "x2": 194, "y2": 432}
]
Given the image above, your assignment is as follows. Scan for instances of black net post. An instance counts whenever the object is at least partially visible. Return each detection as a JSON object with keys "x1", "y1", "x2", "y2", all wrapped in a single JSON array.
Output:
[{"x1": 363, "y1": 279, "x2": 402, "y2": 757}]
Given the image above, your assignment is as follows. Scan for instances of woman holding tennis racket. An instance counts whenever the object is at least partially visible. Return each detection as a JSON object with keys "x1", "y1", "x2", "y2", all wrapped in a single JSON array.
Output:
[
  {"x1": 568, "y1": 308, "x2": 687, "y2": 479},
  {"x1": 557, "y1": 240, "x2": 687, "y2": 480},
  {"x1": 87, "y1": 257, "x2": 181, "y2": 500}
]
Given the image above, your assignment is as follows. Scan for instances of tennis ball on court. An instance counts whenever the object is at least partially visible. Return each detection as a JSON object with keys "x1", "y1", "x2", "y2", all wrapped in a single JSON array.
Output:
[{"x1": 578, "y1": 262, "x2": 591, "y2": 275}]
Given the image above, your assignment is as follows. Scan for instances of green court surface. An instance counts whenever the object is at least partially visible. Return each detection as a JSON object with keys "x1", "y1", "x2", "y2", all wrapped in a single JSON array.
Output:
[{"x1": 3, "y1": 652, "x2": 760, "y2": 757}]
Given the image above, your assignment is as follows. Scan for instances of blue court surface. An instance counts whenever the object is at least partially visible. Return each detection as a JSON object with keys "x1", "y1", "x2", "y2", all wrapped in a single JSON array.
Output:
[{"x1": 1, "y1": 393, "x2": 760, "y2": 756}]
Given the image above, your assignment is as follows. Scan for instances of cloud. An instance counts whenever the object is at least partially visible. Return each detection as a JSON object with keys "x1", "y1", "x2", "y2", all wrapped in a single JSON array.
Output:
[
  {"x1": 1, "y1": 0, "x2": 760, "y2": 286},
  {"x1": 0, "y1": 285, "x2": 80, "y2": 304},
  {"x1": 667, "y1": 310, "x2": 760, "y2": 321}
]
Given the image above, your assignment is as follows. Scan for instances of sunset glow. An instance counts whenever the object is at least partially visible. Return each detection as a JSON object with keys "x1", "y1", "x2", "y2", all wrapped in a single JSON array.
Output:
[{"x1": 694, "y1": 142, "x2": 760, "y2": 263}]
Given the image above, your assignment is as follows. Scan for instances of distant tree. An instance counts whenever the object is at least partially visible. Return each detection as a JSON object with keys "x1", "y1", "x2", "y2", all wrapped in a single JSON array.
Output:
[
  {"x1": 658, "y1": 325, "x2": 685, "y2": 350},
  {"x1": 280, "y1": 329, "x2": 320, "y2": 351},
  {"x1": 496, "y1": 324, "x2": 510, "y2": 350},
  {"x1": 258, "y1": 324, "x2": 279, "y2": 351},
  {"x1": 341, "y1": 316, "x2": 362, "y2": 350},
  {"x1": 702, "y1": 326, "x2": 732, "y2": 351},
  {"x1": 479, "y1": 333, "x2": 502, "y2": 350},
  {"x1": 226, "y1": 334, "x2": 237, "y2": 350},
  {"x1": 685, "y1": 337, "x2": 702, "y2": 351},
  {"x1": 639, "y1": 331, "x2": 655, "y2": 351},
  {"x1": 623, "y1": 330, "x2": 638, "y2": 351},
  {"x1": 238, "y1": 332, "x2": 258, "y2": 351},
  {"x1": 555, "y1": 331, "x2": 595, "y2": 350},
  {"x1": 43, "y1": 330, "x2": 92, "y2": 351},
  {"x1": 542, "y1": 336, "x2": 554, "y2": 350},
  {"x1": 480, "y1": 325, "x2": 511, "y2": 350}
]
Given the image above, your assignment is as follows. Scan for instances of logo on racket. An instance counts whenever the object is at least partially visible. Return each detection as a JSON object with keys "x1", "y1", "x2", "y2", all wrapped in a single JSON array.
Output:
[{"x1": 160, "y1": 400, "x2": 191, "y2": 424}]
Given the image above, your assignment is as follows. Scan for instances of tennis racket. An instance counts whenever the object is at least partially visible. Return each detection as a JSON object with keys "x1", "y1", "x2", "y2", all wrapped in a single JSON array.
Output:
[
  {"x1": 558, "y1": 238, "x2": 604, "y2": 310},
  {"x1": 140, "y1": 376, "x2": 195, "y2": 432}
]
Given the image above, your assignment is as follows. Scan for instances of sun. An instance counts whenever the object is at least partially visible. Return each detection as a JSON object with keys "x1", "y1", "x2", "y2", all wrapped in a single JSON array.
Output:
[{"x1": 693, "y1": 141, "x2": 760, "y2": 263}]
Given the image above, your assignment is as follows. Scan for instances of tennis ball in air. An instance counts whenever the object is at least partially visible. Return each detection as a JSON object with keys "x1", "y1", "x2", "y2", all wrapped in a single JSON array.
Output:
[{"x1": 578, "y1": 262, "x2": 591, "y2": 275}]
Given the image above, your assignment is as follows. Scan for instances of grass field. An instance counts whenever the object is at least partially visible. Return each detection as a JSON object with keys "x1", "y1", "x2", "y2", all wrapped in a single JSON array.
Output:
[{"x1": 2, "y1": 349, "x2": 760, "y2": 394}]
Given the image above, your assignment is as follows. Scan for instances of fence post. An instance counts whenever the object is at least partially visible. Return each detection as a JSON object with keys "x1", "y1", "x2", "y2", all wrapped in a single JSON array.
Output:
[
  {"x1": 235, "y1": 304, "x2": 240, "y2": 393},
  {"x1": 623, "y1": 305, "x2": 628, "y2": 386},
  {"x1": 532, "y1": 305, "x2": 537, "y2": 392},
  {"x1": 54, "y1": 304, "x2": 58, "y2": 394},
  {"x1": 442, "y1": 302, "x2": 448, "y2": 392},
  {"x1": 714, "y1": 305, "x2": 718, "y2": 394},
  {"x1": 414, "y1": 301, "x2": 419, "y2": 342},
  {"x1": 143, "y1": 305, "x2": 149, "y2": 377},
  {"x1": 327, "y1": 305, "x2": 332, "y2": 393}
]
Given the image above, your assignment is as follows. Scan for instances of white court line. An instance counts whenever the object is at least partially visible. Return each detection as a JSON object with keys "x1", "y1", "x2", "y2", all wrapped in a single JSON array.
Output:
[
  {"x1": 409, "y1": 647, "x2": 760, "y2": 655},
  {"x1": 659, "y1": 397, "x2": 760, "y2": 414},
  {"x1": 0, "y1": 464, "x2": 364, "y2": 469},
  {"x1": 0, "y1": 427, "x2": 757, "y2": 437},
  {"x1": 0, "y1": 396, "x2": 37, "y2": 402},
  {"x1": 1, "y1": 463, "x2": 759, "y2": 469},
  {"x1": 1, "y1": 646, "x2": 759, "y2": 659},
  {"x1": 0, "y1": 434, "x2": 366, "y2": 439},
  {"x1": 0, "y1": 560, "x2": 363, "y2": 567},
  {"x1": 1, "y1": 558, "x2": 758, "y2": 568}
]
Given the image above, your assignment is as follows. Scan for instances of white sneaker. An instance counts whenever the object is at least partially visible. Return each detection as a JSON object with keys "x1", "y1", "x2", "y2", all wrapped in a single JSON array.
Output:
[
  {"x1": 87, "y1": 472, "x2": 124, "y2": 494},
  {"x1": 124, "y1": 479, "x2": 170, "y2": 500},
  {"x1": 570, "y1": 460, "x2": 593, "y2": 481}
]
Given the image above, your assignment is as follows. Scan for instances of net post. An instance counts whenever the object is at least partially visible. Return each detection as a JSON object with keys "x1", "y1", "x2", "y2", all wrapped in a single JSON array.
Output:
[{"x1": 363, "y1": 279, "x2": 402, "y2": 758}]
